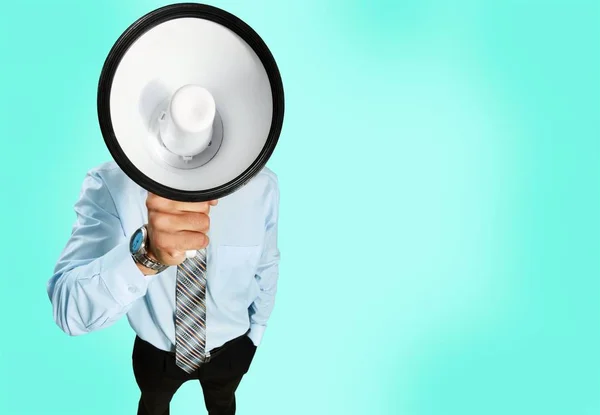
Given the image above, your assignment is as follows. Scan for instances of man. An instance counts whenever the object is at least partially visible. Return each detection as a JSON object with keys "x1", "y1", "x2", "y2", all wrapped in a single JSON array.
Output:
[{"x1": 47, "y1": 160, "x2": 281, "y2": 415}]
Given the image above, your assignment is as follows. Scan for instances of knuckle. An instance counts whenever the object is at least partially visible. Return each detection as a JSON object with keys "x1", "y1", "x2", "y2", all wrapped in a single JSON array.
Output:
[
  {"x1": 146, "y1": 195, "x2": 157, "y2": 209},
  {"x1": 147, "y1": 194, "x2": 169, "y2": 212},
  {"x1": 193, "y1": 214, "x2": 208, "y2": 231},
  {"x1": 165, "y1": 249, "x2": 179, "y2": 259},
  {"x1": 187, "y1": 233, "x2": 206, "y2": 250},
  {"x1": 199, "y1": 202, "x2": 210, "y2": 213},
  {"x1": 172, "y1": 252, "x2": 185, "y2": 264},
  {"x1": 199, "y1": 233, "x2": 208, "y2": 247},
  {"x1": 187, "y1": 213, "x2": 200, "y2": 229},
  {"x1": 189, "y1": 233, "x2": 204, "y2": 249}
]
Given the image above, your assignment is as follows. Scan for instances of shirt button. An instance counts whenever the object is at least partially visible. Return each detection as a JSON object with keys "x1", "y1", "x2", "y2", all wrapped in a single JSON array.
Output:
[{"x1": 128, "y1": 285, "x2": 138, "y2": 294}]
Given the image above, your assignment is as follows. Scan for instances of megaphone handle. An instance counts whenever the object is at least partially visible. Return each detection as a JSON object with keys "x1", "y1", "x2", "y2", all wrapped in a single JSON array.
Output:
[{"x1": 185, "y1": 250, "x2": 197, "y2": 258}]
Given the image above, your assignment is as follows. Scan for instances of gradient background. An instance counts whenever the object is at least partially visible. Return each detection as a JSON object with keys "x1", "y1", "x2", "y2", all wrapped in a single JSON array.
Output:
[{"x1": 0, "y1": 0, "x2": 599, "y2": 414}]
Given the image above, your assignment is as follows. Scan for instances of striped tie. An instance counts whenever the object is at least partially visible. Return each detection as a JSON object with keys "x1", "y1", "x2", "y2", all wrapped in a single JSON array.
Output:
[{"x1": 175, "y1": 248, "x2": 207, "y2": 373}]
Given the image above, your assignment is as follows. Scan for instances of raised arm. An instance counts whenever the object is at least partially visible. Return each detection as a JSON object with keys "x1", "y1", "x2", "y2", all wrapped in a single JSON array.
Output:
[{"x1": 47, "y1": 169, "x2": 150, "y2": 336}]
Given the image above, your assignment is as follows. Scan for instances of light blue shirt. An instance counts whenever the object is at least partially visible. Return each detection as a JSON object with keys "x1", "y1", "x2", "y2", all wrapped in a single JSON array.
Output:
[{"x1": 47, "y1": 161, "x2": 280, "y2": 352}]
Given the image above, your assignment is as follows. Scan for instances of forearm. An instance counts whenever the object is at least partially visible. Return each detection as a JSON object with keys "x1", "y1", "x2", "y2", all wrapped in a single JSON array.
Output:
[
  {"x1": 248, "y1": 293, "x2": 276, "y2": 346},
  {"x1": 47, "y1": 168, "x2": 153, "y2": 335},
  {"x1": 248, "y1": 172, "x2": 280, "y2": 346},
  {"x1": 248, "y1": 255, "x2": 279, "y2": 346},
  {"x1": 48, "y1": 241, "x2": 150, "y2": 336}
]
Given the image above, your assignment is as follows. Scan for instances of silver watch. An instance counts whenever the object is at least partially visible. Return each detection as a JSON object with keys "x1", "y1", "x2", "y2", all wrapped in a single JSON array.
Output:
[{"x1": 129, "y1": 225, "x2": 169, "y2": 273}]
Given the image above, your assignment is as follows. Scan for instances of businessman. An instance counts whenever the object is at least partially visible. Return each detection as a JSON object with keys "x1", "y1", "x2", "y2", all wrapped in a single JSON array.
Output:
[{"x1": 47, "y1": 161, "x2": 281, "y2": 415}]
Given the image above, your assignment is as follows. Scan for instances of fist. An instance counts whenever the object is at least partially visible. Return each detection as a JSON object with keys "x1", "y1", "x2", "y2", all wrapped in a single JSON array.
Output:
[{"x1": 145, "y1": 192, "x2": 218, "y2": 266}]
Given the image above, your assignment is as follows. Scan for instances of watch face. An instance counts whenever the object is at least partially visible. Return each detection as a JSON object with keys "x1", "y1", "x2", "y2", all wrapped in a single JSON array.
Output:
[{"x1": 130, "y1": 229, "x2": 144, "y2": 253}]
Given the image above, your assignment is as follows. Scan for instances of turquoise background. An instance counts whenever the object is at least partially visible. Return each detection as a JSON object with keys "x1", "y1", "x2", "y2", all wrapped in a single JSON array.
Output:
[{"x1": 0, "y1": 0, "x2": 599, "y2": 414}]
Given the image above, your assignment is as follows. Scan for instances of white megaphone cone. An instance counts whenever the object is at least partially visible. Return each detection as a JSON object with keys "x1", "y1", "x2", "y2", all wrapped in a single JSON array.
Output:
[
  {"x1": 159, "y1": 85, "x2": 216, "y2": 158},
  {"x1": 97, "y1": 3, "x2": 284, "y2": 259}
]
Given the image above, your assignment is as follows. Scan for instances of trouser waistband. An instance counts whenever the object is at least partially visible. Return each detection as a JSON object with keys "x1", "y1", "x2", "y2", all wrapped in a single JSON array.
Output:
[{"x1": 167, "y1": 329, "x2": 250, "y2": 362}]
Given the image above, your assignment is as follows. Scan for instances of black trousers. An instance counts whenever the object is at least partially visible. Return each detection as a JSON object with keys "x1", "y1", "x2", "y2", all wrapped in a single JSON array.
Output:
[{"x1": 132, "y1": 333, "x2": 257, "y2": 415}]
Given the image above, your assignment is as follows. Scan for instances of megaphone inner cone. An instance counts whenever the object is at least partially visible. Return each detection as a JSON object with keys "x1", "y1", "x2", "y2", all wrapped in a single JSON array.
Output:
[{"x1": 159, "y1": 84, "x2": 216, "y2": 157}]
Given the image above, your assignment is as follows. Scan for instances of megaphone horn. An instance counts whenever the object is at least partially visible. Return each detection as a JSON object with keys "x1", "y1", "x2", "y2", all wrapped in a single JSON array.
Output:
[{"x1": 97, "y1": 3, "x2": 285, "y2": 257}]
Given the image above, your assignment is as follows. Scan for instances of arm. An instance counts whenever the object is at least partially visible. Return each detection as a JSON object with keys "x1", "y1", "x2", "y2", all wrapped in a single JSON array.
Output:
[
  {"x1": 47, "y1": 168, "x2": 151, "y2": 336},
  {"x1": 248, "y1": 176, "x2": 281, "y2": 346}
]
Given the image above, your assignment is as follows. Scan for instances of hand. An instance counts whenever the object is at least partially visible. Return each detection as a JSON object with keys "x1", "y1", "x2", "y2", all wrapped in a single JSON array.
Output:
[{"x1": 145, "y1": 192, "x2": 218, "y2": 267}]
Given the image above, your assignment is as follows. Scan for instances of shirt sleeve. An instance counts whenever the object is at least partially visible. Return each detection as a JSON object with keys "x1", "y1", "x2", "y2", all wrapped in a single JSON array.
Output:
[
  {"x1": 248, "y1": 175, "x2": 281, "y2": 347},
  {"x1": 47, "y1": 168, "x2": 151, "y2": 336}
]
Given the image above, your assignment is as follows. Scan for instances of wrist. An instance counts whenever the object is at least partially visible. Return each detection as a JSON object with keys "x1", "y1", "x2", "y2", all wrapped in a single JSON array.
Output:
[
  {"x1": 248, "y1": 324, "x2": 265, "y2": 347},
  {"x1": 130, "y1": 225, "x2": 169, "y2": 274},
  {"x1": 135, "y1": 261, "x2": 159, "y2": 276},
  {"x1": 137, "y1": 244, "x2": 160, "y2": 275}
]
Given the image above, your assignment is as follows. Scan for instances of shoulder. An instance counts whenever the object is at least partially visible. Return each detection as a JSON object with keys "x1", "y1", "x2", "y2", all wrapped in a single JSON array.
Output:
[
  {"x1": 245, "y1": 166, "x2": 279, "y2": 206},
  {"x1": 258, "y1": 165, "x2": 278, "y2": 181},
  {"x1": 86, "y1": 160, "x2": 119, "y2": 180},
  {"x1": 83, "y1": 160, "x2": 139, "y2": 196},
  {"x1": 253, "y1": 166, "x2": 279, "y2": 193},
  {"x1": 219, "y1": 166, "x2": 279, "y2": 217}
]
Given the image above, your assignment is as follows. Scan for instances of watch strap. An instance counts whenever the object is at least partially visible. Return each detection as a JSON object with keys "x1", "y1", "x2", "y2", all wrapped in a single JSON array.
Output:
[
  {"x1": 131, "y1": 225, "x2": 169, "y2": 273},
  {"x1": 133, "y1": 251, "x2": 169, "y2": 272}
]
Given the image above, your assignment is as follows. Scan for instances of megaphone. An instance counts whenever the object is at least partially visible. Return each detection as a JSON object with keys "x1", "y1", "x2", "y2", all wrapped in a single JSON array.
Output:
[{"x1": 97, "y1": 3, "x2": 284, "y2": 258}]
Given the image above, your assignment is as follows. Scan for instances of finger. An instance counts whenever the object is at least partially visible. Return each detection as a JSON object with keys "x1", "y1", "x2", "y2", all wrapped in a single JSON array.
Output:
[
  {"x1": 150, "y1": 233, "x2": 207, "y2": 262},
  {"x1": 164, "y1": 250, "x2": 186, "y2": 265},
  {"x1": 147, "y1": 194, "x2": 212, "y2": 214},
  {"x1": 150, "y1": 212, "x2": 210, "y2": 233},
  {"x1": 169, "y1": 231, "x2": 209, "y2": 252},
  {"x1": 155, "y1": 251, "x2": 186, "y2": 266},
  {"x1": 145, "y1": 241, "x2": 185, "y2": 266}
]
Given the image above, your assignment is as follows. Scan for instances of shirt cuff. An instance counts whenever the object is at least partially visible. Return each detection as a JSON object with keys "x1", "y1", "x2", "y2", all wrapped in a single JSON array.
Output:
[
  {"x1": 98, "y1": 241, "x2": 150, "y2": 307},
  {"x1": 247, "y1": 324, "x2": 266, "y2": 347}
]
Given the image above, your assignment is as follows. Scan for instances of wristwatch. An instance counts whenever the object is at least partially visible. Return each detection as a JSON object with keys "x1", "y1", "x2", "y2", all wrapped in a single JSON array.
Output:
[{"x1": 130, "y1": 225, "x2": 169, "y2": 273}]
